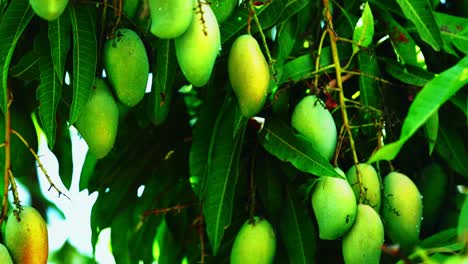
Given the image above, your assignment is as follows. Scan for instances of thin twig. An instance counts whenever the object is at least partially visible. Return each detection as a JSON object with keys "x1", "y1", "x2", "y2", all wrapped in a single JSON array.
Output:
[{"x1": 8, "y1": 170, "x2": 21, "y2": 210}]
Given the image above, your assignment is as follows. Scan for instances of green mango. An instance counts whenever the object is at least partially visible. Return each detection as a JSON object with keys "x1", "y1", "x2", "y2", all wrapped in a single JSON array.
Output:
[
  {"x1": 75, "y1": 78, "x2": 119, "y2": 159},
  {"x1": 29, "y1": 0, "x2": 69, "y2": 21},
  {"x1": 123, "y1": 0, "x2": 139, "y2": 18},
  {"x1": 418, "y1": 163, "x2": 448, "y2": 234},
  {"x1": 382, "y1": 172, "x2": 423, "y2": 251},
  {"x1": 311, "y1": 168, "x2": 357, "y2": 240},
  {"x1": 291, "y1": 95, "x2": 337, "y2": 160},
  {"x1": 0, "y1": 244, "x2": 13, "y2": 264},
  {"x1": 228, "y1": 34, "x2": 270, "y2": 118},
  {"x1": 230, "y1": 216, "x2": 276, "y2": 264},
  {"x1": 104, "y1": 28, "x2": 149, "y2": 106},
  {"x1": 346, "y1": 163, "x2": 381, "y2": 211},
  {"x1": 342, "y1": 204, "x2": 384, "y2": 264},
  {"x1": 175, "y1": 0, "x2": 220, "y2": 87},
  {"x1": 149, "y1": 0, "x2": 193, "y2": 39},
  {"x1": 211, "y1": 0, "x2": 238, "y2": 23},
  {"x1": 0, "y1": 107, "x2": 37, "y2": 178},
  {"x1": 5, "y1": 206, "x2": 48, "y2": 264}
]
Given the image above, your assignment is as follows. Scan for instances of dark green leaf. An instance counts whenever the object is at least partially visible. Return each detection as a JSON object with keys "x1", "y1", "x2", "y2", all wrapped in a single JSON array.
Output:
[
  {"x1": 0, "y1": 1, "x2": 34, "y2": 114},
  {"x1": 53, "y1": 118, "x2": 73, "y2": 189},
  {"x1": 423, "y1": 111, "x2": 438, "y2": 155},
  {"x1": 420, "y1": 228, "x2": 458, "y2": 248},
  {"x1": 48, "y1": 8, "x2": 71, "y2": 80},
  {"x1": 384, "y1": 60, "x2": 435, "y2": 86},
  {"x1": 434, "y1": 12, "x2": 468, "y2": 55},
  {"x1": 259, "y1": 119, "x2": 341, "y2": 178},
  {"x1": 69, "y1": 5, "x2": 97, "y2": 124},
  {"x1": 358, "y1": 51, "x2": 380, "y2": 108},
  {"x1": 280, "y1": 187, "x2": 316, "y2": 263},
  {"x1": 79, "y1": 151, "x2": 98, "y2": 191},
  {"x1": 395, "y1": 0, "x2": 442, "y2": 51},
  {"x1": 435, "y1": 121, "x2": 468, "y2": 178},
  {"x1": 10, "y1": 50, "x2": 40, "y2": 80},
  {"x1": 352, "y1": 2, "x2": 374, "y2": 53},
  {"x1": 369, "y1": 56, "x2": 468, "y2": 163},
  {"x1": 157, "y1": 219, "x2": 184, "y2": 264}
]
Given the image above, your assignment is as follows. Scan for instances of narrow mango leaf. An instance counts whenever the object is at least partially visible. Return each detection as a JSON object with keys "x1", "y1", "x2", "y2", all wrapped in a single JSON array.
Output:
[
  {"x1": 259, "y1": 119, "x2": 341, "y2": 178},
  {"x1": 203, "y1": 97, "x2": 245, "y2": 255},
  {"x1": 69, "y1": 5, "x2": 97, "y2": 124},
  {"x1": 157, "y1": 219, "x2": 184, "y2": 264},
  {"x1": 0, "y1": 1, "x2": 34, "y2": 114},
  {"x1": 384, "y1": 60, "x2": 435, "y2": 86},
  {"x1": 148, "y1": 39, "x2": 176, "y2": 125},
  {"x1": 79, "y1": 150, "x2": 98, "y2": 191},
  {"x1": 48, "y1": 8, "x2": 71, "y2": 80},
  {"x1": 53, "y1": 117, "x2": 73, "y2": 189},
  {"x1": 280, "y1": 188, "x2": 316, "y2": 263},
  {"x1": 37, "y1": 56, "x2": 62, "y2": 148},
  {"x1": 352, "y1": 2, "x2": 374, "y2": 53},
  {"x1": 458, "y1": 197, "x2": 468, "y2": 237},
  {"x1": 423, "y1": 111, "x2": 438, "y2": 155},
  {"x1": 369, "y1": 56, "x2": 468, "y2": 163},
  {"x1": 276, "y1": 18, "x2": 297, "y2": 65},
  {"x1": 433, "y1": 12, "x2": 468, "y2": 55},
  {"x1": 395, "y1": 0, "x2": 442, "y2": 51},
  {"x1": 358, "y1": 51, "x2": 380, "y2": 108},
  {"x1": 380, "y1": 10, "x2": 420, "y2": 66},
  {"x1": 10, "y1": 50, "x2": 40, "y2": 81},
  {"x1": 435, "y1": 121, "x2": 468, "y2": 178}
]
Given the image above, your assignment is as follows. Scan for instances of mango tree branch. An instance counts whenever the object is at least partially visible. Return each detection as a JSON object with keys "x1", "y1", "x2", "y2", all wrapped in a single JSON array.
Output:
[
  {"x1": 0, "y1": 90, "x2": 12, "y2": 224},
  {"x1": 322, "y1": 0, "x2": 366, "y2": 202}
]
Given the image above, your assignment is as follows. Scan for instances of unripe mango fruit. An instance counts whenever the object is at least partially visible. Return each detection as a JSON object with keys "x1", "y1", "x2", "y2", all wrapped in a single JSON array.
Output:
[
  {"x1": 75, "y1": 78, "x2": 119, "y2": 159},
  {"x1": 175, "y1": 0, "x2": 220, "y2": 87},
  {"x1": 342, "y1": 204, "x2": 384, "y2": 264},
  {"x1": 311, "y1": 169, "x2": 357, "y2": 240},
  {"x1": 291, "y1": 95, "x2": 337, "y2": 160},
  {"x1": 228, "y1": 34, "x2": 270, "y2": 118},
  {"x1": 149, "y1": 0, "x2": 193, "y2": 39},
  {"x1": 211, "y1": 0, "x2": 238, "y2": 23},
  {"x1": 29, "y1": 0, "x2": 69, "y2": 21},
  {"x1": 104, "y1": 28, "x2": 149, "y2": 106},
  {"x1": 346, "y1": 163, "x2": 381, "y2": 211},
  {"x1": 0, "y1": 244, "x2": 13, "y2": 264},
  {"x1": 5, "y1": 206, "x2": 48, "y2": 264},
  {"x1": 382, "y1": 172, "x2": 422, "y2": 250},
  {"x1": 230, "y1": 216, "x2": 276, "y2": 264}
]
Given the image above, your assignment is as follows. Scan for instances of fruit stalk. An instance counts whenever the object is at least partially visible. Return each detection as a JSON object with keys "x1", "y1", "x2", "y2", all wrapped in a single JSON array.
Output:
[{"x1": 322, "y1": 0, "x2": 366, "y2": 201}]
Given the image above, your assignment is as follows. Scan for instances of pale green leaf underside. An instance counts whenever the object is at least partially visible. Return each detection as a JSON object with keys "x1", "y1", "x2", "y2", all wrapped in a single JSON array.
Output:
[{"x1": 353, "y1": 2, "x2": 374, "y2": 53}]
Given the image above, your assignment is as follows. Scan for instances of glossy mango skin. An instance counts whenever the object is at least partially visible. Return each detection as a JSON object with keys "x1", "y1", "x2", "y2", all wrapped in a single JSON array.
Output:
[
  {"x1": 5, "y1": 206, "x2": 48, "y2": 264},
  {"x1": 75, "y1": 79, "x2": 119, "y2": 159},
  {"x1": 311, "y1": 169, "x2": 357, "y2": 240},
  {"x1": 29, "y1": 0, "x2": 68, "y2": 21},
  {"x1": 175, "y1": 0, "x2": 220, "y2": 87},
  {"x1": 346, "y1": 163, "x2": 381, "y2": 211},
  {"x1": 382, "y1": 172, "x2": 422, "y2": 251},
  {"x1": 0, "y1": 244, "x2": 13, "y2": 264},
  {"x1": 291, "y1": 95, "x2": 337, "y2": 160},
  {"x1": 104, "y1": 28, "x2": 149, "y2": 106},
  {"x1": 211, "y1": 0, "x2": 238, "y2": 23},
  {"x1": 228, "y1": 34, "x2": 270, "y2": 118},
  {"x1": 230, "y1": 217, "x2": 276, "y2": 264},
  {"x1": 149, "y1": 0, "x2": 193, "y2": 38},
  {"x1": 342, "y1": 204, "x2": 384, "y2": 264}
]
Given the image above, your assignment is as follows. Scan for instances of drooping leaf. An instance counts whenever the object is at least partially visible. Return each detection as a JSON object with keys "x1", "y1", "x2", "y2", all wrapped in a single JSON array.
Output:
[
  {"x1": 369, "y1": 56, "x2": 468, "y2": 163},
  {"x1": 423, "y1": 111, "x2": 438, "y2": 155},
  {"x1": 458, "y1": 197, "x2": 468, "y2": 237},
  {"x1": 276, "y1": 17, "x2": 298, "y2": 65},
  {"x1": 37, "y1": 55, "x2": 62, "y2": 148},
  {"x1": 395, "y1": 0, "x2": 442, "y2": 51},
  {"x1": 434, "y1": 12, "x2": 468, "y2": 55},
  {"x1": 435, "y1": 121, "x2": 468, "y2": 178},
  {"x1": 203, "y1": 97, "x2": 245, "y2": 255},
  {"x1": 148, "y1": 39, "x2": 176, "y2": 125},
  {"x1": 53, "y1": 116, "x2": 73, "y2": 189},
  {"x1": 259, "y1": 119, "x2": 341, "y2": 178},
  {"x1": 352, "y1": 2, "x2": 374, "y2": 53},
  {"x1": 358, "y1": 51, "x2": 380, "y2": 108},
  {"x1": 420, "y1": 228, "x2": 458, "y2": 248},
  {"x1": 79, "y1": 150, "x2": 98, "y2": 191},
  {"x1": 157, "y1": 219, "x2": 184, "y2": 264},
  {"x1": 0, "y1": 1, "x2": 34, "y2": 114},
  {"x1": 68, "y1": 5, "x2": 97, "y2": 124},
  {"x1": 48, "y1": 8, "x2": 71, "y2": 80},
  {"x1": 280, "y1": 187, "x2": 316, "y2": 264},
  {"x1": 384, "y1": 60, "x2": 435, "y2": 86},
  {"x1": 10, "y1": 50, "x2": 40, "y2": 80}
]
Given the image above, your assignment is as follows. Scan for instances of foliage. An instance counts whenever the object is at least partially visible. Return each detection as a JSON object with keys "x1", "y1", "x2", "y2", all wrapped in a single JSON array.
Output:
[{"x1": 0, "y1": 0, "x2": 467, "y2": 263}]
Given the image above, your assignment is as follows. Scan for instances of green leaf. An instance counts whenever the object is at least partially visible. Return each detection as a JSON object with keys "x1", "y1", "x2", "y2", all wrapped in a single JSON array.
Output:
[
  {"x1": 369, "y1": 56, "x2": 468, "y2": 163},
  {"x1": 53, "y1": 118, "x2": 73, "y2": 189},
  {"x1": 276, "y1": 17, "x2": 298, "y2": 65},
  {"x1": 37, "y1": 55, "x2": 62, "y2": 148},
  {"x1": 148, "y1": 39, "x2": 176, "y2": 125},
  {"x1": 352, "y1": 2, "x2": 374, "y2": 53},
  {"x1": 384, "y1": 60, "x2": 435, "y2": 86},
  {"x1": 48, "y1": 8, "x2": 71, "y2": 80},
  {"x1": 395, "y1": 0, "x2": 442, "y2": 51},
  {"x1": 458, "y1": 196, "x2": 468, "y2": 237},
  {"x1": 358, "y1": 51, "x2": 380, "y2": 108},
  {"x1": 280, "y1": 187, "x2": 316, "y2": 264},
  {"x1": 68, "y1": 5, "x2": 97, "y2": 124},
  {"x1": 435, "y1": 121, "x2": 468, "y2": 178},
  {"x1": 0, "y1": 1, "x2": 34, "y2": 114},
  {"x1": 157, "y1": 219, "x2": 184, "y2": 264},
  {"x1": 433, "y1": 12, "x2": 468, "y2": 55},
  {"x1": 203, "y1": 97, "x2": 245, "y2": 255},
  {"x1": 259, "y1": 119, "x2": 341, "y2": 178},
  {"x1": 9, "y1": 49, "x2": 40, "y2": 81},
  {"x1": 423, "y1": 111, "x2": 438, "y2": 155},
  {"x1": 79, "y1": 151, "x2": 98, "y2": 191},
  {"x1": 420, "y1": 228, "x2": 458, "y2": 248}
]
